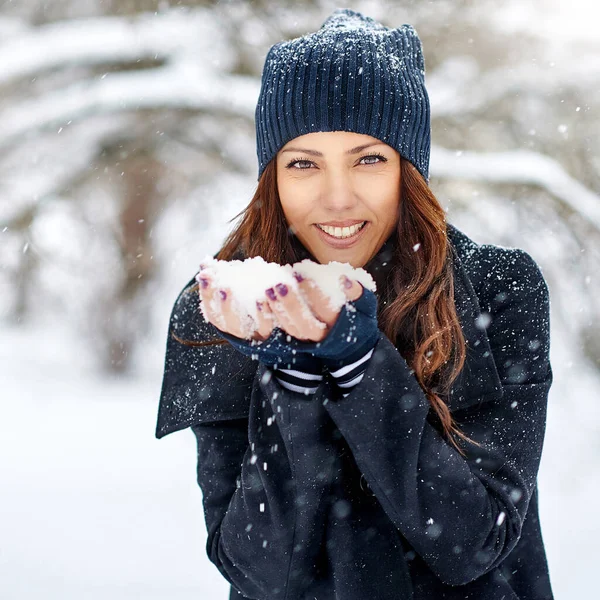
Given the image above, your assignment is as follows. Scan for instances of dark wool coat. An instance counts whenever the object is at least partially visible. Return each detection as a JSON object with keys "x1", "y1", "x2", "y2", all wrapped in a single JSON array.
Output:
[{"x1": 156, "y1": 223, "x2": 554, "y2": 600}]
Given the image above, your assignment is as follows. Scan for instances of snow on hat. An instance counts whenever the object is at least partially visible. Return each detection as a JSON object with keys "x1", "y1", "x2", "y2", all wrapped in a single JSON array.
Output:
[{"x1": 255, "y1": 8, "x2": 431, "y2": 182}]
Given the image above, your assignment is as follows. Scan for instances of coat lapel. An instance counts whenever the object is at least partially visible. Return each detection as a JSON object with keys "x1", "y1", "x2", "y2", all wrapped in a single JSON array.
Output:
[{"x1": 446, "y1": 225, "x2": 504, "y2": 411}]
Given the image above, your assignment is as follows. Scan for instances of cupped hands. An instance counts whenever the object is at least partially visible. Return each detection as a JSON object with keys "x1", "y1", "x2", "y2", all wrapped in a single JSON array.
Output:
[{"x1": 197, "y1": 267, "x2": 364, "y2": 343}]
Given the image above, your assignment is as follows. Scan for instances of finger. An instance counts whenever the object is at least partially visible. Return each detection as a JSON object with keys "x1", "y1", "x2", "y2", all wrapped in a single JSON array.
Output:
[
  {"x1": 340, "y1": 275, "x2": 364, "y2": 302},
  {"x1": 293, "y1": 272, "x2": 339, "y2": 327},
  {"x1": 253, "y1": 300, "x2": 275, "y2": 341},
  {"x1": 197, "y1": 274, "x2": 253, "y2": 338},
  {"x1": 265, "y1": 283, "x2": 327, "y2": 342},
  {"x1": 218, "y1": 287, "x2": 255, "y2": 339},
  {"x1": 197, "y1": 273, "x2": 223, "y2": 329},
  {"x1": 207, "y1": 288, "x2": 229, "y2": 332}
]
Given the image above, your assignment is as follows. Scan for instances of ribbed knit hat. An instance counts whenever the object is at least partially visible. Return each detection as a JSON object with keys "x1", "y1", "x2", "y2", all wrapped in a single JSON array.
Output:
[{"x1": 255, "y1": 8, "x2": 431, "y2": 182}]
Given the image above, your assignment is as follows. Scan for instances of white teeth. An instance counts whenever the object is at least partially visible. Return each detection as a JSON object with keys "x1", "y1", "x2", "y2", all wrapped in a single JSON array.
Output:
[{"x1": 317, "y1": 221, "x2": 366, "y2": 238}]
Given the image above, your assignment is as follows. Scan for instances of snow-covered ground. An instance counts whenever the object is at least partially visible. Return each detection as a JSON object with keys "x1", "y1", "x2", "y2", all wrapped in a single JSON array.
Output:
[
  {"x1": 1, "y1": 293, "x2": 598, "y2": 599},
  {"x1": 0, "y1": 322, "x2": 229, "y2": 600}
]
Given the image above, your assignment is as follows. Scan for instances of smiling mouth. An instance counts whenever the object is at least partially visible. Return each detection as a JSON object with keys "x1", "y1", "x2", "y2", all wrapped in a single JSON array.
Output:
[{"x1": 315, "y1": 221, "x2": 367, "y2": 239}]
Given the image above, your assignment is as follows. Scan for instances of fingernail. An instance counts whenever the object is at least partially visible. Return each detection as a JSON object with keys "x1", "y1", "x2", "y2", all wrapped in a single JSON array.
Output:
[
  {"x1": 256, "y1": 301, "x2": 263, "y2": 312},
  {"x1": 199, "y1": 277, "x2": 209, "y2": 289},
  {"x1": 293, "y1": 271, "x2": 304, "y2": 282},
  {"x1": 342, "y1": 275, "x2": 353, "y2": 289},
  {"x1": 219, "y1": 290, "x2": 227, "y2": 301},
  {"x1": 266, "y1": 287, "x2": 277, "y2": 301},
  {"x1": 275, "y1": 283, "x2": 288, "y2": 297}
]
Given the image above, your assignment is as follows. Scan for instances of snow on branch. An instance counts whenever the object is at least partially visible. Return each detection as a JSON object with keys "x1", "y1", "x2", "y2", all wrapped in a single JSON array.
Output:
[
  {"x1": 0, "y1": 16, "x2": 28, "y2": 40},
  {"x1": 0, "y1": 9, "x2": 227, "y2": 87},
  {"x1": 431, "y1": 145, "x2": 600, "y2": 230},
  {"x1": 0, "y1": 62, "x2": 259, "y2": 150}
]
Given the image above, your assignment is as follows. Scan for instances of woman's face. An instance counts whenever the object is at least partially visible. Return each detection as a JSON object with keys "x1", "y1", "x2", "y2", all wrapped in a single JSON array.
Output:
[{"x1": 276, "y1": 131, "x2": 401, "y2": 268}]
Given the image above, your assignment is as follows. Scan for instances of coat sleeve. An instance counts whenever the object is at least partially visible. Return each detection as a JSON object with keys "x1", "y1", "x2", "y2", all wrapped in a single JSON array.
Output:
[
  {"x1": 155, "y1": 276, "x2": 257, "y2": 438},
  {"x1": 191, "y1": 374, "x2": 337, "y2": 600},
  {"x1": 322, "y1": 247, "x2": 553, "y2": 586},
  {"x1": 157, "y1": 277, "x2": 337, "y2": 599}
]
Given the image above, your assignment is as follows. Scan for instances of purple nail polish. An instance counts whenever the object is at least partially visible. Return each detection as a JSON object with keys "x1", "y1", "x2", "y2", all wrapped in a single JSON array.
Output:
[
  {"x1": 219, "y1": 290, "x2": 227, "y2": 301},
  {"x1": 293, "y1": 272, "x2": 304, "y2": 282},
  {"x1": 199, "y1": 277, "x2": 209, "y2": 289},
  {"x1": 275, "y1": 283, "x2": 288, "y2": 297},
  {"x1": 266, "y1": 288, "x2": 277, "y2": 301},
  {"x1": 343, "y1": 276, "x2": 353, "y2": 289},
  {"x1": 256, "y1": 301, "x2": 263, "y2": 312}
]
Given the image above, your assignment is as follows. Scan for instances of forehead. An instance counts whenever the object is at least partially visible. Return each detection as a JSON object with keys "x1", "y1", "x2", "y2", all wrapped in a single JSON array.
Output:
[{"x1": 280, "y1": 131, "x2": 388, "y2": 152}]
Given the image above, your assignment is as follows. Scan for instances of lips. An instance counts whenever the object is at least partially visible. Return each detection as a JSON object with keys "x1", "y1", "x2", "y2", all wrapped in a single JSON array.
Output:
[
  {"x1": 316, "y1": 221, "x2": 367, "y2": 238},
  {"x1": 313, "y1": 221, "x2": 369, "y2": 249}
]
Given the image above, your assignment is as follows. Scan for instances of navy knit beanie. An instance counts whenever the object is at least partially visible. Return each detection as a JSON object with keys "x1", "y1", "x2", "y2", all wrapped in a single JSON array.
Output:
[{"x1": 255, "y1": 8, "x2": 431, "y2": 183}]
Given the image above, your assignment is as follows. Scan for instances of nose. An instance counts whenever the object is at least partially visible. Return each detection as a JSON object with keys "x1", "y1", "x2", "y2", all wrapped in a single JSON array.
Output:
[{"x1": 320, "y1": 170, "x2": 358, "y2": 213}]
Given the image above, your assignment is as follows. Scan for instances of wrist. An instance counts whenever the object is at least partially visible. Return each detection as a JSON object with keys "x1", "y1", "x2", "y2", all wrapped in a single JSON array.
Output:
[{"x1": 289, "y1": 289, "x2": 380, "y2": 363}]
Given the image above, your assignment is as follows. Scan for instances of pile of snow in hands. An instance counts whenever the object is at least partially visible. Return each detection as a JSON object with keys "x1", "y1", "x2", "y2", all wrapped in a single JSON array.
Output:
[{"x1": 197, "y1": 256, "x2": 376, "y2": 339}]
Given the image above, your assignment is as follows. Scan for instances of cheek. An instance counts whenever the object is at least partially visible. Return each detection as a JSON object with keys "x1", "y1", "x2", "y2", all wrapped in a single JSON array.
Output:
[
  {"x1": 364, "y1": 184, "x2": 400, "y2": 223},
  {"x1": 384, "y1": 188, "x2": 401, "y2": 215},
  {"x1": 278, "y1": 184, "x2": 314, "y2": 225}
]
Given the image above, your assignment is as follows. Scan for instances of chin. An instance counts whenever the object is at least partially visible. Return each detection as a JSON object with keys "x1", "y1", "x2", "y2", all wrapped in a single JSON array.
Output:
[{"x1": 315, "y1": 249, "x2": 367, "y2": 268}]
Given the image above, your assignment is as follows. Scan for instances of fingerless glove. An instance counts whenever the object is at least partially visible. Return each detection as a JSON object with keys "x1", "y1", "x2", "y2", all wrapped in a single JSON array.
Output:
[{"x1": 212, "y1": 288, "x2": 380, "y2": 397}]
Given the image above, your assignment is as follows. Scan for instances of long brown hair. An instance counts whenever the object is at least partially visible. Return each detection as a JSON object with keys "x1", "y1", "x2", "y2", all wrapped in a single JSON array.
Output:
[{"x1": 180, "y1": 159, "x2": 474, "y2": 454}]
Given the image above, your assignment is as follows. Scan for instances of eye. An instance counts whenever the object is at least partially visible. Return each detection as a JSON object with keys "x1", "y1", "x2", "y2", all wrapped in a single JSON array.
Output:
[
  {"x1": 285, "y1": 157, "x2": 314, "y2": 170},
  {"x1": 359, "y1": 153, "x2": 387, "y2": 165}
]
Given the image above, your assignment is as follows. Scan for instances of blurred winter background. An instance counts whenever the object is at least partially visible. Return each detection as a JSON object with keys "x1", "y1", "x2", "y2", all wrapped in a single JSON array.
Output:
[{"x1": 0, "y1": 0, "x2": 598, "y2": 598}]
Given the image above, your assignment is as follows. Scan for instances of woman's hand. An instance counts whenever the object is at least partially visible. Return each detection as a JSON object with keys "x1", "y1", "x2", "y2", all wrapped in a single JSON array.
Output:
[
  {"x1": 197, "y1": 270, "x2": 278, "y2": 341},
  {"x1": 267, "y1": 272, "x2": 363, "y2": 342},
  {"x1": 197, "y1": 267, "x2": 364, "y2": 342}
]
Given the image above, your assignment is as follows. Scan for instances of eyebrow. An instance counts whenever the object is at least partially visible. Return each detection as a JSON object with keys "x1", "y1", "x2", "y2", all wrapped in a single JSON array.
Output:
[{"x1": 280, "y1": 142, "x2": 385, "y2": 156}]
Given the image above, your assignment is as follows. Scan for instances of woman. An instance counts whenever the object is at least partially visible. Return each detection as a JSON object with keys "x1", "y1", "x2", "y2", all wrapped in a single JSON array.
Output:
[{"x1": 156, "y1": 8, "x2": 554, "y2": 600}]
